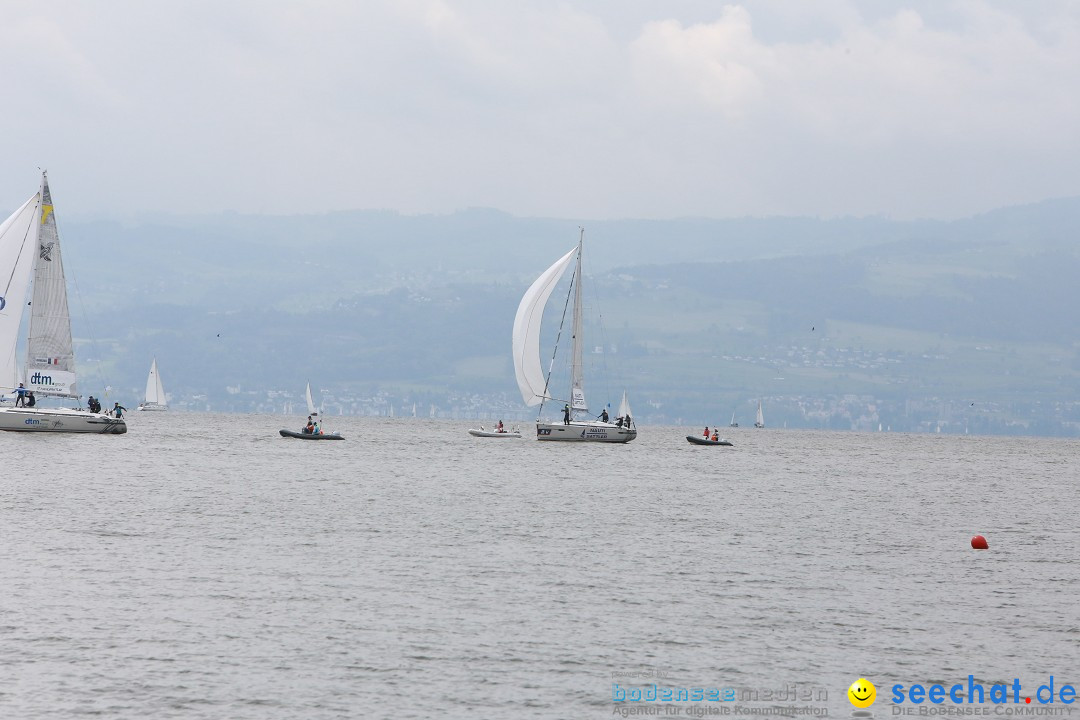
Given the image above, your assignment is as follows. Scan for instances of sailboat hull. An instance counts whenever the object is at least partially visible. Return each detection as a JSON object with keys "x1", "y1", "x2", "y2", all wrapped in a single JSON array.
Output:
[
  {"x1": 137, "y1": 403, "x2": 167, "y2": 412},
  {"x1": 0, "y1": 407, "x2": 127, "y2": 434},
  {"x1": 536, "y1": 421, "x2": 636, "y2": 443}
]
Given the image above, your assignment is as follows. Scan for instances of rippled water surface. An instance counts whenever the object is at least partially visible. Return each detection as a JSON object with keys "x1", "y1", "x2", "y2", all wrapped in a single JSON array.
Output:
[{"x1": 2, "y1": 414, "x2": 1078, "y2": 718}]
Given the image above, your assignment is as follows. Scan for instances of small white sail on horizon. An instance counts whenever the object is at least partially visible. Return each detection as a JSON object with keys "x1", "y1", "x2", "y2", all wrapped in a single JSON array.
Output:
[
  {"x1": 305, "y1": 382, "x2": 319, "y2": 418},
  {"x1": 754, "y1": 399, "x2": 765, "y2": 428},
  {"x1": 617, "y1": 391, "x2": 634, "y2": 428},
  {"x1": 137, "y1": 357, "x2": 168, "y2": 411}
]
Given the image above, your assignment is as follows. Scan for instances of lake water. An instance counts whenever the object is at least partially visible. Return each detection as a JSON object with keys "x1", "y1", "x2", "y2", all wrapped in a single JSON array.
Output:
[{"x1": 2, "y1": 414, "x2": 1078, "y2": 719}]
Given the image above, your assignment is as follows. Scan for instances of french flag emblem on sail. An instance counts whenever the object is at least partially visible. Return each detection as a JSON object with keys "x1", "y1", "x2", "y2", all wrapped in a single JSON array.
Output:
[{"x1": 48, "y1": 358, "x2": 59, "y2": 365}]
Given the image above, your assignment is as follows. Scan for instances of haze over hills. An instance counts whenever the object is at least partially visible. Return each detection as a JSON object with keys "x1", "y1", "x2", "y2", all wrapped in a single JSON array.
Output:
[{"x1": 54, "y1": 197, "x2": 1080, "y2": 436}]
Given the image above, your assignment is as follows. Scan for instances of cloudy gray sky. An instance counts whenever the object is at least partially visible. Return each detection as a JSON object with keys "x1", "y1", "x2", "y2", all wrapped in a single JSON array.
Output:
[{"x1": 2, "y1": 1, "x2": 1078, "y2": 220}]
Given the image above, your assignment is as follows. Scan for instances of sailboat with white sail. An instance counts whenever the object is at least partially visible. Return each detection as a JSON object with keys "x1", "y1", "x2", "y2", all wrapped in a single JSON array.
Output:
[
  {"x1": 0, "y1": 173, "x2": 125, "y2": 434},
  {"x1": 512, "y1": 229, "x2": 636, "y2": 442},
  {"x1": 754, "y1": 399, "x2": 765, "y2": 428},
  {"x1": 137, "y1": 357, "x2": 168, "y2": 411},
  {"x1": 278, "y1": 382, "x2": 343, "y2": 439}
]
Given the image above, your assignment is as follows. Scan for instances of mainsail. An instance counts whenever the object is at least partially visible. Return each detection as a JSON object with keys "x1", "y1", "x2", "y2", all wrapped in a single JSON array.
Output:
[
  {"x1": 145, "y1": 358, "x2": 166, "y2": 405},
  {"x1": 617, "y1": 391, "x2": 633, "y2": 424},
  {"x1": 305, "y1": 382, "x2": 319, "y2": 417},
  {"x1": 512, "y1": 246, "x2": 576, "y2": 406},
  {"x1": 25, "y1": 175, "x2": 77, "y2": 397},
  {"x1": 0, "y1": 194, "x2": 40, "y2": 393}
]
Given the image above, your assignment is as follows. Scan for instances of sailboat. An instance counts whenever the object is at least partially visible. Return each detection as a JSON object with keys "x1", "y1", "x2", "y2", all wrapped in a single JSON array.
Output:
[
  {"x1": 729, "y1": 409, "x2": 738, "y2": 428},
  {"x1": 0, "y1": 173, "x2": 125, "y2": 434},
  {"x1": 278, "y1": 382, "x2": 343, "y2": 439},
  {"x1": 137, "y1": 358, "x2": 168, "y2": 411},
  {"x1": 754, "y1": 399, "x2": 765, "y2": 428},
  {"x1": 512, "y1": 229, "x2": 636, "y2": 442}
]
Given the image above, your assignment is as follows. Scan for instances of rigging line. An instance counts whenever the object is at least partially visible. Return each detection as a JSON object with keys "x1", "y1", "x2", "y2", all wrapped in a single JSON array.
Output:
[{"x1": 538, "y1": 252, "x2": 577, "y2": 420}]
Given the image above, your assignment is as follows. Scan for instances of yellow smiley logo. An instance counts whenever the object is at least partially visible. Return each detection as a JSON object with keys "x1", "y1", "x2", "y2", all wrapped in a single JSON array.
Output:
[{"x1": 848, "y1": 678, "x2": 876, "y2": 708}]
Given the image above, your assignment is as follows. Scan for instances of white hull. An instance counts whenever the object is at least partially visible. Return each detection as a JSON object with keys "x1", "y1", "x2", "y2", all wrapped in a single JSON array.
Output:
[
  {"x1": 468, "y1": 428, "x2": 522, "y2": 438},
  {"x1": 137, "y1": 402, "x2": 168, "y2": 411},
  {"x1": 536, "y1": 420, "x2": 637, "y2": 443},
  {"x1": 0, "y1": 406, "x2": 127, "y2": 434}
]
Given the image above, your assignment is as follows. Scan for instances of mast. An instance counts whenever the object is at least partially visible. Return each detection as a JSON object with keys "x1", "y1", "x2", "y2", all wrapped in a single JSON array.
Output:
[{"x1": 569, "y1": 228, "x2": 587, "y2": 416}]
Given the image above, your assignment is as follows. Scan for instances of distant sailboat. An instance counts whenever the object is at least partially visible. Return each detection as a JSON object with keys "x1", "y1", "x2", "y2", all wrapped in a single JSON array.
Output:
[
  {"x1": 137, "y1": 358, "x2": 168, "y2": 411},
  {"x1": 754, "y1": 399, "x2": 765, "y2": 428},
  {"x1": 279, "y1": 382, "x2": 343, "y2": 440},
  {"x1": 729, "y1": 409, "x2": 738, "y2": 428}
]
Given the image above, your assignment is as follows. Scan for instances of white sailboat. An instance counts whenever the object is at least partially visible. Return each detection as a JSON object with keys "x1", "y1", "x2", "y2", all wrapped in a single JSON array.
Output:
[
  {"x1": 754, "y1": 399, "x2": 765, "y2": 428},
  {"x1": 0, "y1": 173, "x2": 126, "y2": 433},
  {"x1": 137, "y1": 357, "x2": 168, "y2": 411},
  {"x1": 729, "y1": 409, "x2": 738, "y2": 428},
  {"x1": 512, "y1": 229, "x2": 636, "y2": 443},
  {"x1": 279, "y1": 382, "x2": 343, "y2": 439}
]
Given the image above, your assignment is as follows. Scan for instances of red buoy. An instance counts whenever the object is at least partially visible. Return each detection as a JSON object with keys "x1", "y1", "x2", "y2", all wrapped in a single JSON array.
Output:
[{"x1": 971, "y1": 535, "x2": 989, "y2": 550}]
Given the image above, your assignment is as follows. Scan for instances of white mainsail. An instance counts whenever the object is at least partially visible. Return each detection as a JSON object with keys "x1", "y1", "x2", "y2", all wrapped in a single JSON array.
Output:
[
  {"x1": 305, "y1": 382, "x2": 319, "y2": 418},
  {"x1": 755, "y1": 399, "x2": 765, "y2": 428},
  {"x1": 144, "y1": 358, "x2": 166, "y2": 405},
  {"x1": 617, "y1": 391, "x2": 632, "y2": 424},
  {"x1": 0, "y1": 194, "x2": 41, "y2": 393},
  {"x1": 25, "y1": 175, "x2": 77, "y2": 397},
  {"x1": 512, "y1": 246, "x2": 576, "y2": 406}
]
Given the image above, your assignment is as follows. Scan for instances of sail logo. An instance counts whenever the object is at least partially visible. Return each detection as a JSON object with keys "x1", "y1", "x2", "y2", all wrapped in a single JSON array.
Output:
[
  {"x1": 39, "y1": 242, "x2": 54, "y2": 261},
  {"x1": 29, "y1": 371, "x2": 53, "y2": 386},
  {"x1": 34, "y1": 357, "x2": 61, "y2": 365}
]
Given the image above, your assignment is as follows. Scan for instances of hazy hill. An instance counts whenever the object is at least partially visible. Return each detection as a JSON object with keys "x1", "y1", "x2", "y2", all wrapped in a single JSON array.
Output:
[{"x1": 46, "y1": 198, "x2": 1080, "y2": 434}]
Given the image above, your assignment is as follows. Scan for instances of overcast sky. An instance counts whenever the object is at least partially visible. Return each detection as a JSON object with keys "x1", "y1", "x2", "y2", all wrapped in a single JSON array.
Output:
[{"x1": 2, "y1": 1, "x2": 1078, "y2": 220}]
